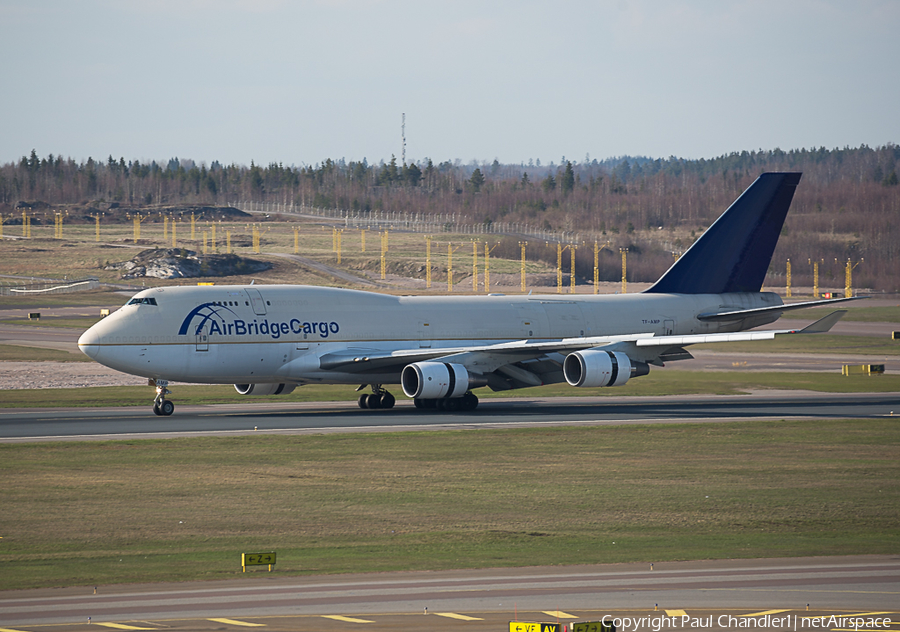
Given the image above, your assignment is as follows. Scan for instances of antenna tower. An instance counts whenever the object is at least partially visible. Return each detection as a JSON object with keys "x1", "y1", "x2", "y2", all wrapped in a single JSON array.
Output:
[{"x1": 401, "y1": 113, "x2": 406, "y2": 165}]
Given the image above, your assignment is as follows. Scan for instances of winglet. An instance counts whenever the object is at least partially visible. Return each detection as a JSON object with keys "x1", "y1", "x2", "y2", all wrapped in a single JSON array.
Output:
[{"x1": 794, "y1": 310, "x2": 847, "y2": 334}]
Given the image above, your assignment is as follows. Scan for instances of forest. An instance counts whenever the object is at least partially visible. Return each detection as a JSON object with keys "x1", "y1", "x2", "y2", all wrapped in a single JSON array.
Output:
[{"x1": 1, "y1": 144, "x2": 898, "y2": 292}]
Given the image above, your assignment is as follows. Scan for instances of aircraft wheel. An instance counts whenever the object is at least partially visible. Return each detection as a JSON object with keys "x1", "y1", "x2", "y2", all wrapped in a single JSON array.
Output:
[
  {"x1": 152, "y1": 402, "x2": 162, "y2": 416},
  {"x1": 414, "y1": 398, "x2": 425, "y2": 409},
  {"x1": 159, "y1": 400, "x2": 175, "y2": 416},
  {"x1": 365, "y1": 393, "x2": 382, "y2": 409},
  {"x1": 461, "y1": 392, "x2": 479, "y2": 411},
  {"x1": 442, "y1": 398, "x2": 460, "y2": 412},
  {"x1": 379, "y1": 392, "x2": 395, "y2": 409},
  {"x1": 358, "y1": 394, "x2": 369, "y2": 409}
]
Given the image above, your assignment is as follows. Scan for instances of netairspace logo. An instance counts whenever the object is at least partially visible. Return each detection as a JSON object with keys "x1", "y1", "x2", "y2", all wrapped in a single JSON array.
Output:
[
  {"x1": 178, "y1": 303, "x2": 340, "y2": 339},
  {"x1": 603, "y1": 615, "x2": 892, "y2": 632}
]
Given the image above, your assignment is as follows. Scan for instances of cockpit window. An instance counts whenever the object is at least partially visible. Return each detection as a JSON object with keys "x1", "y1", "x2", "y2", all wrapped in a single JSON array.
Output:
[{"x1": 127, "y1": 297, "x2": 158, "y2": 306}]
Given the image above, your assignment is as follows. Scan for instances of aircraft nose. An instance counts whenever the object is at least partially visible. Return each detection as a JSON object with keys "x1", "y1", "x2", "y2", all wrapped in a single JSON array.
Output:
[{"x1": 78, "y1": 327, "x2": 101, "y2": 360}]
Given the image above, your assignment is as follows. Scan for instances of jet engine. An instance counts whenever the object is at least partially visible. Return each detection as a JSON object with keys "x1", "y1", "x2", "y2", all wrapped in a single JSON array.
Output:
[
  {"x1": 401, "y1": 362, "x2": 470, "y2": 399},
  {"x1": 563, "y1": 349, "x2": 648, "y2": 388},
  {"x1": 233, "y1": 383, "x2": 297, "y2": 396}
]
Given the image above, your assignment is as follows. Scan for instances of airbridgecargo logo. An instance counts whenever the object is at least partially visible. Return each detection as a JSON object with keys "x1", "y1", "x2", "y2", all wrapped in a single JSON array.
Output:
[{"x1": 177, "y1": 303, "x2": 339, "y2": 339}]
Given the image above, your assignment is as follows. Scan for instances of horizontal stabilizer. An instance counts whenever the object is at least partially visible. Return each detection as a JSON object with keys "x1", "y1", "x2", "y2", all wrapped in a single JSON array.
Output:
[
  {"x1": 795, "y1": 310, "x2": 846, "y2": 334},
  {"x1": 697, "y1": 296, "x2": 864, "y2": 321}
]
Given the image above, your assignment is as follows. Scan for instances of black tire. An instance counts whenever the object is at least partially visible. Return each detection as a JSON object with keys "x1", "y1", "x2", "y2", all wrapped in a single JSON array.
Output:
[
  {"x1": 152, "y1": 402, "x2": 162, "y2": 416},
  {"x1": 159, "y1": 400, "x2": 175, "y2": 416},
  {"x1": 379, "y1": 392, "x2": 395, "y2": 409},
  {"x1": 365, "y1": 393, "x2": 382, "y2": 409},
  {"x1": 414, "y1": 398, "x2": 425, "y2": 409},
  {"x1": 442, "y1": 398, "x2": 460, "y2": 412},
  {"x1": 462, "y1": 392, "x2": 479, "y2": 411},
  {"x1": 358, "y1": 394, "x2": 369, "y2": 409}
]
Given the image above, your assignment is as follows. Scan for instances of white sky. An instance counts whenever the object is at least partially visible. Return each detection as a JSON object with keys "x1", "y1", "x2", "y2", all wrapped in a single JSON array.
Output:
[{"x1": 1, "y1": 0, "x2": 898, "y2": 167}]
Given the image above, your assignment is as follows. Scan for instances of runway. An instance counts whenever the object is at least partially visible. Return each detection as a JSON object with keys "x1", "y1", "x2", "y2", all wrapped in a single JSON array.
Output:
[
  {"x1": 1, "y1": 557, "x2": 897, "y2": 629},
  {"x1": 1, "y1": 392, "x2": 898, "y2": 442}
]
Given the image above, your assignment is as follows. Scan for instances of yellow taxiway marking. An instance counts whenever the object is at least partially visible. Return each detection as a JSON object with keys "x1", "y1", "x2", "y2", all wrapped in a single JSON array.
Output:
[
  {"x1": 741, "y1": 610, "x2": 792, "y2": 616},
  {"x1": 322, "y1": 615, "x2": 374, "y2": 624},
  {"x1": 207, "y1": 618, "x2": 266, "y2": 627},
  {"x1": 543, "y1": 611, "x2": 579, "y2": 619},
  {"x1": 435, "y1": 613, "x2": 484, "y2": 621},
  {"x1": 94, "y1": 624, "x2": 155, "y2": 631},
  {"x1": 666, "y1": 610, "x2": 688, "y2": 617},
  {"x1": 1, "y1": 628, "x2": 33, "y2": 632}
]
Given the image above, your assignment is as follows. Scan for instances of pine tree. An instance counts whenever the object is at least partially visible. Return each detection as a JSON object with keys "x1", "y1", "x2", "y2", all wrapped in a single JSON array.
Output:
[{"x1": 469, "y1": 168, "x2": 485, "y2": 192}]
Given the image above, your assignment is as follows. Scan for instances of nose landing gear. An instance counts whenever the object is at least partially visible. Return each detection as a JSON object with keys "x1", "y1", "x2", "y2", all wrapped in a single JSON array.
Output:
[{"x1": 151, "y1": 379, "x2": 175, "y2": 416}]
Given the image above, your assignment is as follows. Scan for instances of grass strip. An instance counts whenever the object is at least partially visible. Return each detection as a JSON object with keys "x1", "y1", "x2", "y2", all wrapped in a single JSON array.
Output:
[
  {"x1": 1, "y1": 372, "x2": 899, "y2": 408},
  {"x1": 0, "y1": 317, "x2": 103, "y2": 329},
  {"x1": 788, "y1": 305, "x2": 900, "y2": 323},
  {"x1": 0, "y1": 290, "x2": 129, "y2": 308},
  {"x1": 0, "y1": 344, "x2": 89, "y2": 362},
  {"x1": 0, "y1": 419, "x2": 897, "y2": 590},
  {"x1": 694, "y1": 334, "x2": 900, "y2": 355}
]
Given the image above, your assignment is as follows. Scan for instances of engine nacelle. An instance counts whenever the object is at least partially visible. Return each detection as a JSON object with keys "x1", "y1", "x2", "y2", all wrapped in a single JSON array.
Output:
[
  {"x1": 233, "y1": 383, "x2": 297, "y2": 396},
  {"x1": 401, "y1": 362, "x2": 470, "y2": 399},
  {"x1": 563, "y1": 349, "x2": 646, "y2": 388}
]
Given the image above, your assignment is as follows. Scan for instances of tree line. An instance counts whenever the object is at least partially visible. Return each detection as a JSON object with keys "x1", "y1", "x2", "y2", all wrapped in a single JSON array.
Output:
[{"x1": 1, "y1": 144, "x2": 898, "y2": 291}]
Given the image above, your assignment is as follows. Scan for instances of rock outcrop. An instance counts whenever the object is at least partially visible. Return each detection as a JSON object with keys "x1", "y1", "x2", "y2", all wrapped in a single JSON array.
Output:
[{"x1": 105, "y1": 248, "x2": 272, "y2": 279}]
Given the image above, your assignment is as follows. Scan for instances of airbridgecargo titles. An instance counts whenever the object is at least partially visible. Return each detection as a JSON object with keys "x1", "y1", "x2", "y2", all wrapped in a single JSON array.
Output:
[
  {"x1": 177, "y1": 303, "x2": 340, "y2": 339},
  {"x1": 79, "y1": 172, "x2": 860, "y2": 416}
]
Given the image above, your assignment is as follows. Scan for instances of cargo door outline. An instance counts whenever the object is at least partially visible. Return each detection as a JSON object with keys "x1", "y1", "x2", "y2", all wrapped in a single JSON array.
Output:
[
  {"x1": 246, "y1": 289, "x2": 267, "y2": 315},
  {"x1": 514, "y1": 303, "x2": 547, "y2": 338},
  {"x1": 541, "y1": 301, "x2": 586, "y2": 338}
]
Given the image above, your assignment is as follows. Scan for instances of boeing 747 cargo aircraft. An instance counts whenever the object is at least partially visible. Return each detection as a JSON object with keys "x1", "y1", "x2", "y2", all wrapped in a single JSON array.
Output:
[{"x1": 78, "y1": 172, "x2": 856, "y2": 415}]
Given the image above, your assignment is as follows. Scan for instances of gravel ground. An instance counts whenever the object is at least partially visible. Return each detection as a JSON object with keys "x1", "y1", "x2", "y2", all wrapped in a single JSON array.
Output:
[{"x1": 0, "y1": 362, "x2": 147, "y2": 390}]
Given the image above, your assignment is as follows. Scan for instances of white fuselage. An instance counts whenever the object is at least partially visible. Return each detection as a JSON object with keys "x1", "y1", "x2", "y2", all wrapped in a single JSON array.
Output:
[{"x1": 78, "y1": 285, "x2": 782, "y2": 386}]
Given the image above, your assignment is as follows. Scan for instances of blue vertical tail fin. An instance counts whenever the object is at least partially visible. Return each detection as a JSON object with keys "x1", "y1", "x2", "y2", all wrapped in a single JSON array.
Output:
[{"x1": 645, "y1": 172, "x2": 802, "y2": 295}]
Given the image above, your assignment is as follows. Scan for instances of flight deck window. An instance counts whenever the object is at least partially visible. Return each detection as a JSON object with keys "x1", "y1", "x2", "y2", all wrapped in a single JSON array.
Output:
[{"x1": 127, "y1": 297, "x2": 158, "y2": 306}]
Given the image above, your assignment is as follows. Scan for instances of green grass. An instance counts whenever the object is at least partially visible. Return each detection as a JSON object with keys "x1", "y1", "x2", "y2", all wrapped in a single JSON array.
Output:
[
  {"x1": 1, "y1": 371, "x2": 898, "y2": 408},
  {"x1": 0, "y1": 419, "x2": 897, "y2": 590},
  {"x1": 789, "y1": 304, "x2": 900, "y2": 323},
  {"x1": 0, "y1": 316, "x2": 102, "y2": 329},
  {"x1": 0, "y1": 344, "x2": 89, "y2": 362},
  {"x1": 0, "y1": 290, "x2": 129, "y2": 308}
]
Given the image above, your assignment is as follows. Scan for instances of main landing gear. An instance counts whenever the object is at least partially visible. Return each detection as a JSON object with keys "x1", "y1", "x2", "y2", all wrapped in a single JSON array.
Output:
[
  {"x1": 151, "y1": 379, "x2": 175, "y2": 416},
  {"x1": 357, "y1": 385, "x2": 396, "y2": 410},
  {"x1": 355, "y1": 385, "x2": 479, "y2": 412},
  {"x1": 414, "y1": 391, "x2": 479, "y2": 412}
]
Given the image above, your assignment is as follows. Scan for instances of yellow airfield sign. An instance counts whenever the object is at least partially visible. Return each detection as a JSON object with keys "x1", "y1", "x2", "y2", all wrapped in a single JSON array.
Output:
[
  {"x1": 241, "y1": 552, "x2": 276, "y2": 572},
  {"x1": 509, "y1": 623, "x2": 561, "y2": 632}
]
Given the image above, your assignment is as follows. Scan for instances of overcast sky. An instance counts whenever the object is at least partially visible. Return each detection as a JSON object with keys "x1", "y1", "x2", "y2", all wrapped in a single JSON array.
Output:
[{"x1": 1, "y1": 0, "x2": 897, "y2": 168}]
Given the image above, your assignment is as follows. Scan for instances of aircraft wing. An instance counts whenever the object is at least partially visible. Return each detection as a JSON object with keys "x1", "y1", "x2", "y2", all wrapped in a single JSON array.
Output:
[{"x1": 318, "y1": 311, "x2": 847, "y2": 374}]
